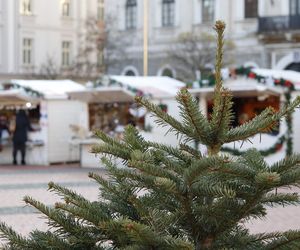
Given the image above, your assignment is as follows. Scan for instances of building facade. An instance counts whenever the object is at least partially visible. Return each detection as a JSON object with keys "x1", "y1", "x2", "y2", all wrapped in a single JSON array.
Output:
[
  {"x1": 105, "y1": 0, "x2": 300, "y2": 80},
  {"x1": 0, "y1": 0, "x2": 102, "y2": 81}
]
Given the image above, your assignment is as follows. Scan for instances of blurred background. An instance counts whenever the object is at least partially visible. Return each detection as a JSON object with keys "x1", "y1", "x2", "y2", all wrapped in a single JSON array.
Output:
[{"x1": 0, "y1": 0, "x2": 298, "y2": 82}]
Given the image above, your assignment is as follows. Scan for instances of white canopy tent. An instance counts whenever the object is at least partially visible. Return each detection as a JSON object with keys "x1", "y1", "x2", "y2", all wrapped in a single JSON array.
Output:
[
  {"x1": 0, "y1": 89, "x2": 40, "y2": 107},
  {"x1": 0, "y1": 80, "x2": 86, "y2": 165},
  {"x1": 109, "y1": 76, "x2": 185, "y2": 99}
]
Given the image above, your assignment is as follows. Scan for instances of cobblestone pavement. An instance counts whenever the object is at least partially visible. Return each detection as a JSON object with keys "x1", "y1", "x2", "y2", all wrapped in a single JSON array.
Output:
[
  {"x1": 0, "y1": 164, "x2": 299, "y2": 244},
  {"x1": 0, "y1": 164, "x2": 103, "y2": 241}
]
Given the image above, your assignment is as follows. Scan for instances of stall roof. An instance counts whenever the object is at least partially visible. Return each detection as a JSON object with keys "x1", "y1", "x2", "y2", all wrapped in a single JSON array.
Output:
[
  {"x1": 0, "y1": 89, "x2": 39, "y2": 106},
  {"x1": 68, "y1": 87, "x2": 134, "y2": 103},
  {"x1": 8, "y1": 79, "x2": 85, "y2": 99},
  {"x1": 189, "y1": 78, "x2": 283, "y2": 98},
  {"x1": 109, "y1": 76, "x2": 186, "y2": 98},
  {"x1": 252, "y1": 68, "x2": 300, "y2": 90}
]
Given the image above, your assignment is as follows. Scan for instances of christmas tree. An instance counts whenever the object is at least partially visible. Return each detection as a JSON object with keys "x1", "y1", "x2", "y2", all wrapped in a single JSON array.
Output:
[{"x1": 1, "y1": 21, "x2": 300, "y2": 249}]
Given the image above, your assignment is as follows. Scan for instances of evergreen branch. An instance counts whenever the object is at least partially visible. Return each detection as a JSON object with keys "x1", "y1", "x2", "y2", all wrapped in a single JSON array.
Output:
[
  {"x1": 28, "y1": 231, "x2": 74, "y2": 250},
  {"x1": 100, "y1": 157, "x2": 156, "y2": 188},
  {"x1": 190, "y1": 180, "x2": 236, "y2": 198},
  {"x1": 210, "y1": 90, "x2": 234, "y2": 148},
  {"x1": 176, "y1": 89, "x2": 211, "y2": 144},
  {"x1": 94, "y1": 130, "x2": 126, "y2": 148},
  {"x1": 180, "y1": 143, "x2": 202, "y2": 159},
  {"x1": 135, "y1": 96, "x2": 194, "y2": 141},
  {"x1": 214, "y1": 20, "x2": 225, "y2": 93},
  {"x1": 278, "y1": 168, "x2": 300, "y2": 187},
  {"x1": 48, "y1": 182, "x2": 92, "y2": 209},
  {"x1": 260, "y1": 193, "x2": 300, "y2": 207},
  {"x1": 54, "y1": 201, "x2": 110, "y2": 228},
  {"x1": 225, "y1": 107, "x2": 277, "y2": 142},
  {"x1": 88, "y1": 172, "x2": 120, "y2": 195},
  {"x1": 226, "y1": 96, "x2": 300, "y2": 143},
  {"x1": 0, "y1": 222, "x2": 30, "y2": 249},
  {"x1": 102, "y1": 219, "x2": 193, "y2": 249},
  {"x1": 183, "y1": 156, "x2": 220, "y2": 184},
  {"x1": 270, "y1": 154, "x2": 300, "y2": 173},
  {"x1": 209, "y1": 21, "x2": 235, "y2": 152},
  {"x1": 266, "y1": 230, "x2": 300, "y2": 249},
  {"x1": 129, "y1": 150, "x2": 181, "y2": 184},
  {"x1": 91, "y1": 144, "x2": 131, "y2": 162},
  {"x1": 240, "y1": 149, "x2": 268, "y2": 171},
  {"x1": 123, "y1": 125, "x2": 147, "y2": 152},
  {"x1": 23, "y1": 196, "x2": 96, "y2": 244},
  {"x1": 160, "y1": 156, "x2": 185, "y2": 175},
  {"x1": 147, "y1": 141, "x2": 191, "y2": 163}
]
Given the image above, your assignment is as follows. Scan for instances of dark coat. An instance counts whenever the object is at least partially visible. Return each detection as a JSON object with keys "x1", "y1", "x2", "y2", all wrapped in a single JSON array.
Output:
[{"x1": 13, "y1": 110, "x2": 31, "y2": 144}]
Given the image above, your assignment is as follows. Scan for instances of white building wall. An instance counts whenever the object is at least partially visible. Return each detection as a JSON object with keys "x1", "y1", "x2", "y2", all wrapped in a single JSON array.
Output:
[{"x1": 0, "y1": 0, "x2": 98, "y2": 77}]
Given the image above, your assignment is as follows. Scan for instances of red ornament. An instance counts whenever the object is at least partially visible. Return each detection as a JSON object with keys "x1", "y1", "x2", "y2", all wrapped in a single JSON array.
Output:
[
  {"x1": 274, "y1": 79, "x2": 280, "y2": 85},
  {"x1": 275, "y1": 143, "x2": 283, "y2": 151},
  {"x1": 248, "y1": 72, "x2": 256, "y2": 79},
  {"x1": 284, "y1": 80, "x2": 292, "y2": 88}
]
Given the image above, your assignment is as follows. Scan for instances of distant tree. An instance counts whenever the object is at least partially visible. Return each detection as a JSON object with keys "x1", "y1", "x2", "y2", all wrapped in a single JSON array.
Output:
[
  {"x1": 39, "y1": 55, "x2": 60, "y2": 80},
  {"x1": 168, "y1": 32, "x2": 235, "y2": 81},
  {"x1": 71, "y1": 16, "x2": 126, "y2": 78}
]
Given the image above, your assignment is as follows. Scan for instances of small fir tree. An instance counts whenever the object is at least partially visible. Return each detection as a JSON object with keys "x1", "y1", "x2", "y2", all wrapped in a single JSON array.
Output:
[{"x1": 1, "y1": 21, "x2": 300, "y2": 249}]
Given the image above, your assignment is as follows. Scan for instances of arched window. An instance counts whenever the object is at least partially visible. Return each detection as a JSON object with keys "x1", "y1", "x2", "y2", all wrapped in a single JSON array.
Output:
[
  {"x1": 126, "y1": 0, "x2": 137, "y2": 29},
  {"x1": 158, "y1": 66, "x2": 176, "y2": 78},
  {"x1": 125, "y1": 70, "x2": 136, "y2": 76},
  {"x1": 162, "y1": 68, "x2": 174, "y2": 78},
  {"x1": 162, "y1": 0, "x2": 175, "y2": 27}
]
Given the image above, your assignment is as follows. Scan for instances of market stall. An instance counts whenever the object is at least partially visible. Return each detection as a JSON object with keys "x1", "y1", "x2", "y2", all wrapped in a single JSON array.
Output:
[
  {"x1": 68, "y1": 76, "x2": 186, "y2": 168},
  {"x1": 190, "y1": 68, "x2": 300, "y2": 164},
  {"x1": 0, "y1": 79, "x2": 86, "y2": 165}
]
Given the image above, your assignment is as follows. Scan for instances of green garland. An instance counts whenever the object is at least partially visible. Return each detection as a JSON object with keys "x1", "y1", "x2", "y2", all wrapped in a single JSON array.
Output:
[
  {"x1": 93, "y1": 77, "x2": 153, "y2": 98},
  {"x1": 222, "y1": 135, "x2": 286, "y2": 156},
  {"x1": 195, "y1": 66, "x2": 296, "y2": 156},
  {"x1": 4, "y1": 83, "x2": 43, "y2": 98}
]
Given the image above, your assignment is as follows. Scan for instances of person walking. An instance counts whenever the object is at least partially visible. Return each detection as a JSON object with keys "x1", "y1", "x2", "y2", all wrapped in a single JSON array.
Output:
[{"x1": 12, "y1": 110, "x2": 32, "y2": 165}]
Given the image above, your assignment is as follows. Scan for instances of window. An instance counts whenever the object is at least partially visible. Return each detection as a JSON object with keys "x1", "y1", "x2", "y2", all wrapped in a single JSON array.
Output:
[
  {"x1": 126, "y1": 0, "x2": 137, "y2": 29},
  {"x1": 245, "y1": 0, "x2": 258, "y2": 18},
  {"x1": 290, "y1": 0, "x2": 300, "y2": 15},
  {"x1": 20, "y1": 0, "x2": 32, "y2": 15},
  {"x1": 61, "y1": 0, "x2": 71, "y2": 17},
  {"x1": 161, "y1": 68, "x2": 174, "y2": 78},
  {"x1": 97, "y1": 0, "x2": 105, "y2": 21},
  {"x1": 202, "y1": 0, "x2": 214, "y2": 22},
  {"x1": 62, "y1": 41, "x2": 71, "y2": 66},
  {"x1": 23, "y1": 38, "x2": 33, "y2": 65},
  {"x1": 162, "y1": 0, "x2": 175, "y2": 27},
  {"x1": 125, "y1": 70, "x2": 136, "y2": 76}
]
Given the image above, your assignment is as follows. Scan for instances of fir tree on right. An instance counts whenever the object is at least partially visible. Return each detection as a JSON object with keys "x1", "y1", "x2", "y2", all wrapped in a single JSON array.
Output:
[{"x1": 1, "y1": 21, "x2": 300, "y2": 250}]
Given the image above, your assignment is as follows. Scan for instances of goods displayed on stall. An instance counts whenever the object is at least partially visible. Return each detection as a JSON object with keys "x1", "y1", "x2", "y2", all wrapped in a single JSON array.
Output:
[
  {"x1": 0, "y1": 83, "x2": 42, "y2": 149},
  {"x1": 192, "y1": 66, "x2": 299, "y2": 157},
  {"x1": 0, "y1": 79, "x2": 86, "y2": 165}
]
